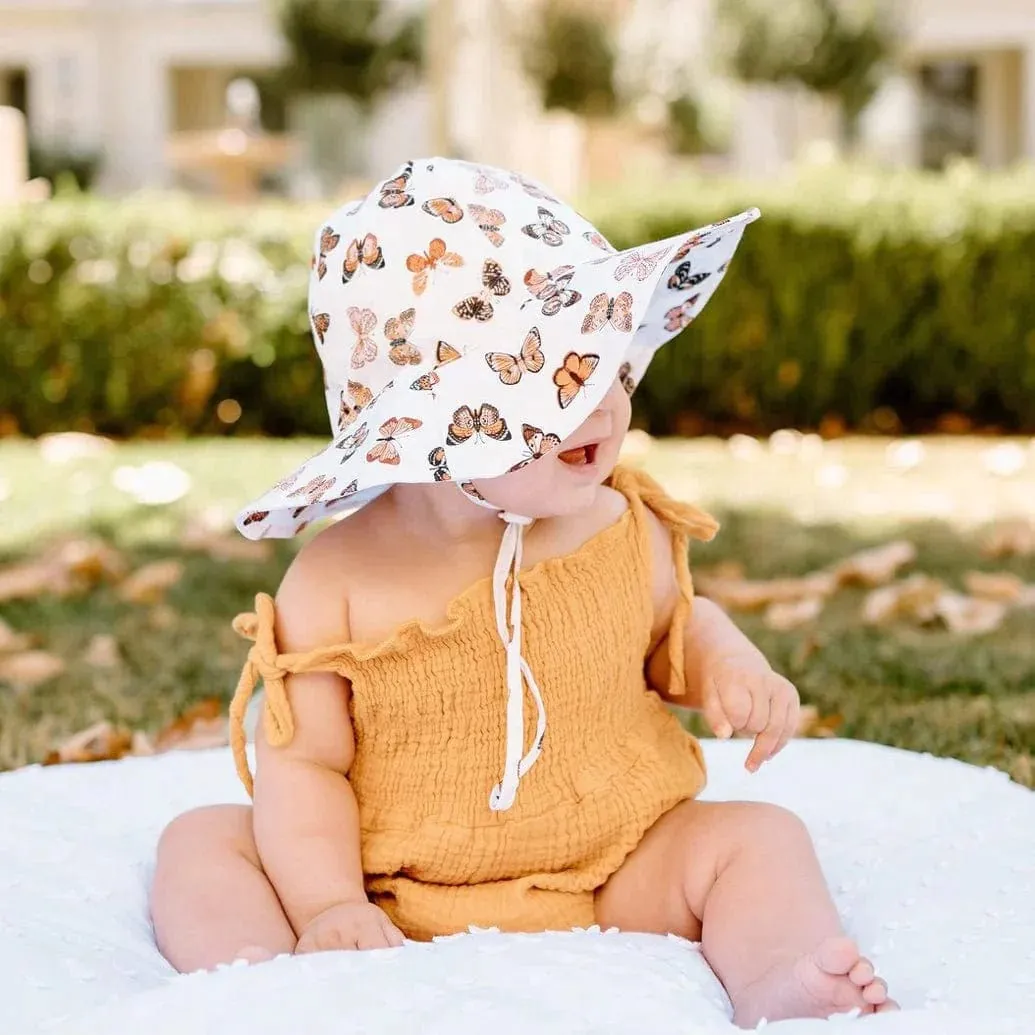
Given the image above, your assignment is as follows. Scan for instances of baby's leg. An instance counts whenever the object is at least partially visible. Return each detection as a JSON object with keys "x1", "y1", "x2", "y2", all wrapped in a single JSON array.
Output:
[
  {"x1": 150, "y1": 805, "x2": 296, "y2": 973},
  {"x1": 595, "y1": 800, "x2": 895, "y2": 1028}
]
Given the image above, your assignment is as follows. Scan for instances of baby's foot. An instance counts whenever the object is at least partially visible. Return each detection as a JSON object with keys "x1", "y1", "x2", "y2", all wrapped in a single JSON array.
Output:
[
  {"x1": 731, "y1": 935, "x2": 897, "y2": 1028},
  {"x1": 230, "y1": 944, "x2": 277, "y2": 966}
]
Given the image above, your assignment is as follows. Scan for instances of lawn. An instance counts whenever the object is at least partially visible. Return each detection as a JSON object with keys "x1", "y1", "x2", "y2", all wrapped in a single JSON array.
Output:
[{"x1": 0, "y1": 432, "x2": 1033, "y2": 785}]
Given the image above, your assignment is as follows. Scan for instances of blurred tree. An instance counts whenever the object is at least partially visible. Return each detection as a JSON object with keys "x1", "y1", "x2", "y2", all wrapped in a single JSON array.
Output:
[
  {"x1": 520, "y1": 0, "x2": 619, "y2": 117},
  {"x1": 719, "y1": 0, "x2": 898, "y2": 142},
  {"x1": 271, "y1": 0, "x2": 423, "y2": 107}
]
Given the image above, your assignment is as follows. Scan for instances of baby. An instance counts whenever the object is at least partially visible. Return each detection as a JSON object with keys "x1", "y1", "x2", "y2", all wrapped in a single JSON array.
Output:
[{"x1": 149, "y1": 158, "x2": 894, "y2": 1028}]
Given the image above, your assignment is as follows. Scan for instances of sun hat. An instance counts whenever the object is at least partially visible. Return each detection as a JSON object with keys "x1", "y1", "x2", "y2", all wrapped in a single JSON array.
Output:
[{"x1": 235, "y1": 156, "x2": 759, "y2": 811}]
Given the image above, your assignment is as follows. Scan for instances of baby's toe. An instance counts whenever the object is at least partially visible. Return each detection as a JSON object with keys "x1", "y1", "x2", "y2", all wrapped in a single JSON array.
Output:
[
  {"x1": 814, "y1": 935, "x2": 862, "y2": 977},
  {"x1": 863, "y1": 979, "x2": 889, "y2": 1006},
  {"x1": 875, "y1": 998, "x2": 900, "y2": 1013},
  {"x1": 849, "y1": 958, "x2": 875, "y2": 987}
]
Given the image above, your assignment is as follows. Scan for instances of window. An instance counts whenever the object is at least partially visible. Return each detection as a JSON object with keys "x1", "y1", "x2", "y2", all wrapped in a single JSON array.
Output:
[{"x1": 918, "y1": 60, "x2": 978, "y2": 169}]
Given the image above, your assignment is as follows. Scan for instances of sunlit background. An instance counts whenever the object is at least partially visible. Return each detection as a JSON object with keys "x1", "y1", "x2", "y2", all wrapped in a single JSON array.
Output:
[{"x1": 0, "y1": 0, "x2": 1033, "y2": 786}]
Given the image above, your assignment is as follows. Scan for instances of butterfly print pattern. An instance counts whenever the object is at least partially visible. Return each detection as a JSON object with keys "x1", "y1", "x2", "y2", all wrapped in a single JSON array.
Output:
[
  {"x1": 406, "y1": 238, "x2": 464, "y2": 295},
  {"x1": 446, "y1": 403, "x2": 511, "y2": 445},
  {"x1": 453, "y1": 259, "x2": 511, "y2": 322},
  {"x1": 523, "y1": 265, "x2": 581, "y2": 316},
  {"x1": 521, "y1": 206, "x2": 570, "y2": 247},
  {"x1": 234, "y1": 156, "x2": 758, "y2": 537},
  {"x1": 553, "y1": 352, "x2": 600, "y2": 409},
  {"x1": 366, "y1": 416, "x2": 422, "y2": 465},
  {"x1": 581, "y1": 291, "x2": 634, "y2": 335}
]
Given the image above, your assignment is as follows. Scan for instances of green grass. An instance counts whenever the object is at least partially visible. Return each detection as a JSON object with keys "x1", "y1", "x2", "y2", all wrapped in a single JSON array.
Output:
[{"x1": 1, "y1": 433, "x2": 1033, "y2": 785}]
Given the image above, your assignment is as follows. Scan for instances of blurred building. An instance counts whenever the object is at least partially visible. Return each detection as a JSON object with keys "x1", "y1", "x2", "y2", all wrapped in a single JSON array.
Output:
[{"x1": 0, "y1": 0, "x2": 1034, "y2": 196}]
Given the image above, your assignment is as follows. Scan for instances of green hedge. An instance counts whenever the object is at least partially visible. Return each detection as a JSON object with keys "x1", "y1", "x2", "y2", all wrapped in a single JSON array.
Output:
[{"x1": 2, "y1": 164, "x2": 1034, "y2": 438}]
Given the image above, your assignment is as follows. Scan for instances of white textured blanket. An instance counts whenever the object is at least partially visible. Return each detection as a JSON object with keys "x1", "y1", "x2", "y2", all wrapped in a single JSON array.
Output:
[{"x1": 2, "y1": 740, "x2": 1032, "y2": 1034}]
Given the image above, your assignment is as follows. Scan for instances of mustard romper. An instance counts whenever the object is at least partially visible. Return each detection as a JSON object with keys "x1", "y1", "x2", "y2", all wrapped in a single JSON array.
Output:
[{"x1": 228, "y1": 466, "x2": 718, "y2": 941}]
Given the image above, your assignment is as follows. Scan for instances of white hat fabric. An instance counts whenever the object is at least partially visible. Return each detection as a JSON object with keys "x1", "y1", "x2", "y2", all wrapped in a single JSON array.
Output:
[{"x1": 233, "y1": 157, "x2": 759, "y2": 540}]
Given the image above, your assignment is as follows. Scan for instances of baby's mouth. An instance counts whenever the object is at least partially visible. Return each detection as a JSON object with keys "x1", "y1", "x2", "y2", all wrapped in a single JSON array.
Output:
[{"x1": 557, "y1": 443, "x2": 599, "y2": 467}]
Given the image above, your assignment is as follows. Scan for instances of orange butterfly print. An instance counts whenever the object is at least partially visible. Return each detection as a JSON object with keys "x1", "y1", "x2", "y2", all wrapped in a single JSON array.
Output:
[
  {"x1": 339, "y1": 380, "x2": 373, "y2": 429},
  {"x1": 664, "y1": 297, "x2": 699, "y2": 333},
  {"x1": 342, "y1": 233, "x2": 385, "y2": 284},
  {"x1": 311, "y1": 311, "x2": 331, "y2": 345},
  {"x1": 614, "y1": 246, "x2": 668, "y2": 282},
  {"x1": 405, "y1": 238, "x2": 464, "y2": 295},
  {"x1": 410, "y1": 340, "x2": 462, "y2": 394},
  {"x1": 347, "y1": 307, "x2": 378, "y2": 369},
  {"x1": 446, "y1": 403, "x2": 512, "y2": 446},
  {"x1": 384, "y1": 308, "x2": 422, "y2": 366},
  {"x1": 510, "y1": 422, "x2": 562, "y2": 470},
  {"x1": 287, "y1": 474, "x2": 337, "y2": 504},
  {"x1": 553, "y1": 352, "x2": 600, "y2": 409},
  {"x1": 461, "y1": 480, "x2": 486, "y2": 502},
  {"x1": 378, "y1": 162, "x2": 414, "y2": 209},
  {"x1": 366, "y1": 416, "x2": 423, "y2": 466},
  {"x1": 336, "y1": 421, "x2": 369, "y2": 463},
  {"x1": 453, "y1": 259, "x2": 512, "y2": 322},
  {"x1": 242, "y1": 510, "x2": 269, "y2": 526},
  {"x1": 672, "y1": 233, "x2": 706, "y2": 263},
  {"x1": 581, "y1": 291, "x2": 634, "y2": 335},
  {"x1": 467, "y1": 204, "x2": 506, "y2": 248},
  {"x1": 486, "y1": 327, "x2": 545, "y2": 386},
  {"x1": 422, "y1": 196, "x2": 464, "y2": 224},
  {"x1": 523, "y1": 265, "x2": 581, "y2": 316},
  {"x1": 473, "y1": 168, "x2": 509, "y2": 194},
  {"x1": 315, "y1": 225, "x2": 340, "y2": 280},
  {"x1": 521, "y1": 206, "x2": 570, "y2": 247},
  {"x1": 428, "y1": 446, "x2": 452, "y2": 482},
  {"x1": 582, "y1": 230, "x2": 614, "y2": 253},
  {"x1": 617, "y1": 361, "x2": 637, "y2": 396}
]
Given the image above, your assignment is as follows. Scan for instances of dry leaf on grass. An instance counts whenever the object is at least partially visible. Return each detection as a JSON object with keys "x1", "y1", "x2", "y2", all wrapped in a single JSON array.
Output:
[
  {"x1": 934, "y1": 593, "x2": 1008, "y2": 636},
  {"x1": 834, "y1": 541, "x2": 917, "y2": 588},
  {"x1": 862, "y1": 575, "x2": 945, "y2": 625},
  {"x1": 0, "y1": 650, "x2": 66, "y2": 688},
  {"x1": 44, "y1": 537, "x2": 129, "y2": 584},
  {"x1": 83, "y1": 634, "x2": 122, "y2": 668},
  {"x1": 1010, "y1": 754, "x2": 1034, "y2": 787},
  {"x1": 117, "y1": 560, "x2": 185, "y2": 604},
  {"x1": 764, "y1": 597, "x2": 824, "y2": 631},
  {"x1": 153, "y1": 697, "x2": 229, "y2": 752},
  {"x1": 43, "y1": 721, "x2": 135, "y2": 765},
  {"x1": 981, "y1": 520, "x2": 1035, "y2": 559},
  {"x1": 0, "y1": 561, "x2": 79, "y2": 602},
  {"x1": 696, "y1": 571, "x2": 837, "y2": 611},
  {"x1": 795, "y1": 704, "x2": 843, "y2": 739},
  {"x1": 0, "y1": 617, "x2": 33, "y2": 654},
  {"x1": 963, "y1": 571, "x2": 1026, "y2": 604}
]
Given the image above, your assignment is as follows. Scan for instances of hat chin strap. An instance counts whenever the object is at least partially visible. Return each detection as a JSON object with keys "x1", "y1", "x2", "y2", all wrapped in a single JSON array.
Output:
[{"x1": 459, "y1": 484, "x2": 546, "y2": 812}]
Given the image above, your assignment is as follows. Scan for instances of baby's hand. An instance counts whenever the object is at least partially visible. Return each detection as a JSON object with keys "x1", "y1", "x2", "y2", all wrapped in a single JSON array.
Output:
[
  {"x1": 700, "y1": 652, "x2": 800, "y2": 772},
  {"x1": 295, "y1": 900, "x2": 405, "y2": 954}
]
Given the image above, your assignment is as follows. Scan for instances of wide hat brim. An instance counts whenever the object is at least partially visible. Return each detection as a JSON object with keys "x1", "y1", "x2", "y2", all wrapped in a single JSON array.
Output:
[{"x1": 235, "y1": 206, "x2": 759, "y2": 540}]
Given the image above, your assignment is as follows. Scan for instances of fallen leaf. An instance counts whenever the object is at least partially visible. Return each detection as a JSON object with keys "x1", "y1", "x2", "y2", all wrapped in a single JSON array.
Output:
[
  {"x1": 795, "y1": 704, "x2": 843, "y2": 739},
  {"x1": 1010, "y1": 754, "x2": 1034, "y2": 787},
  {"x1": 44, "y1": 537, "x2": 129, "y2": 584},
  {"x1": 43, "y1": 721, "x2": 134, "y2": 765},
  {"x1": 118, "y1": 560, "x2": 184, "y2": 604},
  {"x1": 83, "y1": 633, "x2": 122, "y2": 668},
  {"x1": 764, "y1": 596, "x2": 824, "y2": 631},
  {"x1": 934, "y1": 592, "x2": 1008, "y2": 636},
  {"x1": 981, "y1": 520, "x2": 1035, "y2": 559},
  {"x1": 695, "y1": 571, "x2": 837, "y2": 611},
  {"x1": 0, "y1": 560, "x2": 79, "y2": 602},
  {"x1": 862, "y1": 575, "x2": 944, "y2": 625},
  {"x1": 0, "y1": 617, "x2": 33, "y2": 654},
  {"x1": 0, "y1": 650, "x2": 66, "y2": 688},
  {"x1": 153, "y1": 698, "x2": 228, "y2": 752},
  {"x1": 962, "y1": 571, "x2": 1025, "y2": 604},
  {"x1": 834, "y1": 541, "x2": 917, "y2": 588},
  {"x1": 196, "y1": 536, "x2": 273, "y2": 564}
]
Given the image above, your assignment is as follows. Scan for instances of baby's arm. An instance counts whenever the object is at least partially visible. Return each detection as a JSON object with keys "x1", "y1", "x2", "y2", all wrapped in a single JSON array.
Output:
[
  {"x1": 642, "y1": 508, "x2": 800, "y2": 770},
  {"x1": 251, "y1": 537, "x2": 401, "y2": 949}
]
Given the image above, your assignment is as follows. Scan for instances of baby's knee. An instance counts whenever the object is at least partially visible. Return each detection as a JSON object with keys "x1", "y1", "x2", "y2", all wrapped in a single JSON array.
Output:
[
  {"x1": 157, "y1": 804, "x2": 257, "y2": 868},
  {"x1": 738, "y1": 802, "x2": 811, "y2": 847}
]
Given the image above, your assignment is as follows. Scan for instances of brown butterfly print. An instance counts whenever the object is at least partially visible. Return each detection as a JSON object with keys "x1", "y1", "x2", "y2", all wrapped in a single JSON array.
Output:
[
  {"x1": 347, "y1": 307, "x2": 378, "y2": 369},
  {"x1": 617, "y1": 362, "x2": 637, "y2": 396},
  {"x1": 553, "y1": 352, "x2": 600, "y2": 409},
  {"x1": 510, "y1": 423, "x2": 562, "y2": 471},
  {"x1": 339, "y1": 380, "x2": 373, "y2": 429},
  {"x1": 422, "y1": 197, "x2": 464, "y2": 224},
  {"x1": 453, "y1": 259, "x2": 511, "y2": 322},
  {"x1": 242, "y1": 510, "x2": 269, "y2": 526},
  {"x1": 405, "y1": 238, "x2": 464, "y2": 295},
  {"x1": 486, "y1": 327, "x2": 545, "y2": 386},
  {"x1": 510, "y1": 173, "x2": 559, "y2": 203},
  {"x1": 287, "y1": 474, "x2": 337, "y2": 504},
  {"x1": 521, "y1": 206, "x2": 570, "y2": 247},
  {"x1": 581, "y1": 291, "x2": 634, "y2": 335},
  {"x1": 311, "y1": 311, "x2": 331, "y2": 345},
  {"x1": 473, "y1": 168, "x2": 509, "y2": 194},
  {"x1": 667, "y1": 260, "x2": 711, "y2": 291},
  {"x1": 523, "y1": 265, "x2": 582, "y2": 316},
  {"x1": 582, "y1": 230, "x2": 614, "y2": 253},
  {"x1": 410, "y1": 340, "x2": 462, "y2": 394},
  {"x1": 428, "y1": 446, "x2": 452, "y2": 482},
  {"x1": 324, "y1": 479, "x2": 359, "y2": 508},
  {"x1": 274, "y1": 471, "x2": 300, "y2": 492},
  {"x1": 315, "y1": 225, "x2": 341, "y2": 280},
  {"x1": 467, "y1": 204, "x2": 506, "y2": 247},
  {"x1": 342, "y1": 234, "x2": 385, "y2": 283},
  {"x1": 614, "y1": 246, "x2": 668, "y2": 282},
  {"x1": 446, "y1": 403, "x2": 512, "y2": 446},
  {"x1": 378, "y1": 162, "x2": 414, "y2": 209},
  {"x1": 672, "y1": 233, "x2": 706, "y2": 262},
  {"x1": 366, "y1": 416, "x2": 423, "y2": 466},
  {"x1": 384, "y1": 308, "x2": 422, "y2": 366},
  {"x1": 664, "y1": 297, "x2": 699, "y2": 333},
  {"x1": 337, "y1": 422, "x2": 369, "y2": 463}
]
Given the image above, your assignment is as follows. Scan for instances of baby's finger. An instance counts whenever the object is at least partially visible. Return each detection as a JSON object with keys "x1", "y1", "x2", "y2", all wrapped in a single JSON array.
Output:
[
  {"x1": 356, "y1": 923, "x2": 391, "y2": 951},
  {"x1": 742, "y1": 671, "x2": 772, "y2": 735},
  {"x1": 702, "y1": 686, "x2": 734, "y2": 740},
  {"x1": 715, "y1": 675, "x2": 754, "y2": 733},
  {"x1": 773, "y1": 693, "x2": 800, "y2": 758},
  {"x1": 380, "y1": 916, "x2": 406, "y2": 949}
]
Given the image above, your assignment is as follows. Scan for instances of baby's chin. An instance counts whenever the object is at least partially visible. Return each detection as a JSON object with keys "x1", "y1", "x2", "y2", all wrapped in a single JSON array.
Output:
[{"x1": 476, "y1": 455, "x2": 615, "y2": 519}]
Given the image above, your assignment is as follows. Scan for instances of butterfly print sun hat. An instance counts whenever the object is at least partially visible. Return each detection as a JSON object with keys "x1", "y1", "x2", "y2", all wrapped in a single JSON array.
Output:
[
  {"x1": 236, "y1": 156, "x2": 758, "y2": 539},
  {"x1": 235, "y1": 157, "x2": 758, "y2": 812}
]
